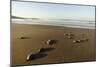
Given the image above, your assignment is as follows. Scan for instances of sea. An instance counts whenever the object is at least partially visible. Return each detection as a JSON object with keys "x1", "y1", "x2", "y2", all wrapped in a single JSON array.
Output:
[{"x1": 12, "y1": 19, "x2": 95, "y2": 29}]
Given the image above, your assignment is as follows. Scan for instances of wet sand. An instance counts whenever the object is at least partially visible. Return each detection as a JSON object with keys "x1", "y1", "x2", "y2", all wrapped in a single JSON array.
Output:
[{"x1": 11, "y1": 23, "x2": 96, "y2": 66}]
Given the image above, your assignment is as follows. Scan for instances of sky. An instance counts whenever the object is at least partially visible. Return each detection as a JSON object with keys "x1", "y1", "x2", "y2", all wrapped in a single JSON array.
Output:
[{"x1": 12, "y1": 1, "x2": 95, "y2": 21}]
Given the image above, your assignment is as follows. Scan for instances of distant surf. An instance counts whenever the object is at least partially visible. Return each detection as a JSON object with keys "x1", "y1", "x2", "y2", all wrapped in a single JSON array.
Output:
[{"x1": 12, "y1": 19, "x2": 95, "y2": 29}]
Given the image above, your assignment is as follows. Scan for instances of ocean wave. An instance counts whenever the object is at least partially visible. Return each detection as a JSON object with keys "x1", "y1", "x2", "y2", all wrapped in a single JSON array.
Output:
[{"x1": 12, "y1": 19, "x2": 95, "y2": 29}]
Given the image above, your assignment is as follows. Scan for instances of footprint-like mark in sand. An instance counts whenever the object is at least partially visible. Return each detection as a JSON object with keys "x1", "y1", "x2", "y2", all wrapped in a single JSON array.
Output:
[
  {"x1": 17, "y1": 36, "x2": 30, "y2": 39},
  {"x1": 46, "y1": 39, "x2": 58, "y2": 45},
  {"x1": 26, "y1": 47, "x2": 55, "y2": 61},
  {"x1": 26, "y1": 53, "x2": 47, "y2": 61},
  {"x1": 39, "y1": 47, "x2": 55, "y2": 53},
  {"x1": 64, "y1": 32, "x2": 75, "y2": 39}
]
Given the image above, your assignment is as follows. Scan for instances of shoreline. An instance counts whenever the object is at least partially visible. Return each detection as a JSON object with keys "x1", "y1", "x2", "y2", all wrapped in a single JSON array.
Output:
[{"x1": 11, "y1": 23, "x2": 96, "y2": 30}]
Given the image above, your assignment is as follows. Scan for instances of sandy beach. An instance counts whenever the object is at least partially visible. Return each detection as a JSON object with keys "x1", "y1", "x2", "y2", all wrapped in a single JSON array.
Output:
[{"x1": 11, "y1": 23, "x2": 96, "y2": 66}]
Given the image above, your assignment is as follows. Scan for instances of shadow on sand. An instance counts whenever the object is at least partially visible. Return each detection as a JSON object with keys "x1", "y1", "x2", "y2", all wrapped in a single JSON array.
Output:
[
  {"x1": 39, "y1": 47, "x2": 55, "y2": 53},
  {"x1": 26, "y1": 47, "x2": 55, "y2": 61},
  {"x1": 18, "y1": 36, "x2": 30, "y2": 39},
  {"x1": 47, "y1": 40, "x2": 58, "y2": 45},
  {"x1": 27, "y1": 53, "x2": 47, "y2": 61}
]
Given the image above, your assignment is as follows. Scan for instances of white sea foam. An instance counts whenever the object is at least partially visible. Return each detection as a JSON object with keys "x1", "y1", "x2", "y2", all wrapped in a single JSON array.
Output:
[{"x1": 12, "y1": 19, "x2": 95, "y2": 29}]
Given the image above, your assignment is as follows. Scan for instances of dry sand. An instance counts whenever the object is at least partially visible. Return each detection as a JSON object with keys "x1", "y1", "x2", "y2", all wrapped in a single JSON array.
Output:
[{"x1": 11, "y1": 23, "x2": 96, "y2": 66}]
